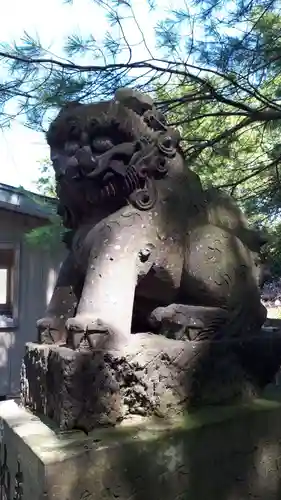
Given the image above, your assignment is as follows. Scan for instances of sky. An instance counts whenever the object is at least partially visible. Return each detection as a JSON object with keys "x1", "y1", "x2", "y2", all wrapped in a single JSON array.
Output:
[
  {"x1": 0, "y1": 0, "x2": 110, "y2": 191},
  {"x1": 0, "y1": 0, "x2": 185, "y2": 193}
]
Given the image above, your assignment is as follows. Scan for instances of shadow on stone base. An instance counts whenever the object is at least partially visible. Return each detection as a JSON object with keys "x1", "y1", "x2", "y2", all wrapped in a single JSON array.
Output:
[
  {"x1": 2, "y1": 398, "x2": 281, "y2": 499},
  {"x1": 21, "y1": 332, "x2": 281, "y2": 432}
]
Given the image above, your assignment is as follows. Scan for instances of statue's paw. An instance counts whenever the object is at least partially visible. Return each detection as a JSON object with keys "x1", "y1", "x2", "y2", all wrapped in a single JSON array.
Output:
[
  {"x1": 65, "y1": 315, "x2": 112, "y2": 350},
  {"x1": 36, "y1": 316, "x2": 66, "y2": 345},
  {"x1": 65, "y1": 315, "x2": 108, "y2": 333},
  {"x1": 37, "y1": 316, "x2": 61, "y2": 330}
]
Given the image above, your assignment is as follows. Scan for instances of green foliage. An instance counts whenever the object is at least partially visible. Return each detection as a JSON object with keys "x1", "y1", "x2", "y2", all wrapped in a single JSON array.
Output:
[
  {"x1": 156, "y1": 80, "x2": 281, "y2": 225},
  {"x1": 25, "y1": 214, "x2": 64, "y2": 251},
  {"x1": 2, "y1": 0, "x2": 281, "y2": 270},
  {"x1": 23, "y1": 159, "x2": 61, "y2": 249},
  {"x1": 263, "y1": 222, "x2": 281, "y2": 277},
  {"x1": 35, "y1": 159, "x2": 56, "y2": 198}
]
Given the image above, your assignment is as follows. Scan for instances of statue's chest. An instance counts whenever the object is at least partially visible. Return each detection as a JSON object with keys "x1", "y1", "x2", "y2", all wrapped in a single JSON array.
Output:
[
  {"x1": 136, "y1": 215, "x2": 185, "y2": 303},
  {"x1": 72, "y1": 206, "x2": 185, "y2": 303}
]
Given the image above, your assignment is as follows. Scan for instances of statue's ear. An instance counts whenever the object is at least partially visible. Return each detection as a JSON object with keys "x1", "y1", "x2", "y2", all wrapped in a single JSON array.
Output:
[
  {"x1": 114, "y1": 87, "x2": 154, "y2": 114},
  {"x1": 60, "y1": 100, "x2": 83, "y2": 111}
]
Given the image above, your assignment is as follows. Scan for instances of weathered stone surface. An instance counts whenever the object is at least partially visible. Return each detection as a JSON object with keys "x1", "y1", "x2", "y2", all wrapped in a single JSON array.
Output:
[
  {"x1": 46, "y1": 345, "x2": 122, "y2": 430},
  {"x1": 38, "y1": 87, "x2": 268, "y2": 362},
  {"x1": 2, "y1": 398, "x2": 281, "y2": 499},
  {"x1": 21, "y1": 332, "x2": 281, "y2": 432},
  {"x1": 20, "y1": 343, "x2": 50, "y2": 414}
]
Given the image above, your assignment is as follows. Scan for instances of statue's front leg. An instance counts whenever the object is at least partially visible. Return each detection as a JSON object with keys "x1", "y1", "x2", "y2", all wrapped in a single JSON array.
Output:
[
  {"x1": 66, "y1": 249, "x2": 138, "y2": 349},
  {"x1": 66, "y1": 220, "x2": 154, "y2": 350},
  {"x1": 37, "y1": 252, "x2": 84, "y2": 344}
]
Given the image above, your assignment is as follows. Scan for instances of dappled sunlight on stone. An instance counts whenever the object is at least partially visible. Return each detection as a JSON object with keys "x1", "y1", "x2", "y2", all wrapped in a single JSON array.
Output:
[
  {"x1": 0, "y1": 331, "x2": 15, "y2": 368},
  {"x1": 46, "y1": 267, "x2": 57, "y2": 306}
]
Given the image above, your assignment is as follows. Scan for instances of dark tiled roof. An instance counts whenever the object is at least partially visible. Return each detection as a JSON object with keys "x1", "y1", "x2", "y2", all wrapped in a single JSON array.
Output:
[{"x1": 0, "y1": 183, "x2": 57, "y2": 220}]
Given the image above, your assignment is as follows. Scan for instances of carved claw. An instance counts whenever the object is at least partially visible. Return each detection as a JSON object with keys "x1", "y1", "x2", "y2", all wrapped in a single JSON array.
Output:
[
  {"x1": 65, "y1": 315, "x2": 112, "y2": 350},
  {"x1": 36, "y1": 316, "x2": 67, "y2": 345}
]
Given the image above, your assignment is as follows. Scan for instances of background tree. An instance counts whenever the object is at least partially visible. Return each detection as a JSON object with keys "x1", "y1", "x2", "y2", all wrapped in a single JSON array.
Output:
[
  {"x1": 2, "y1": 0, "x2": 281, "y2": 270},
  {"x1": 35, "y1": 159, "x2": 56, "y2": 198},
  {"x1": 22, "y1": 159, "x2": 62, "y2": 249}
]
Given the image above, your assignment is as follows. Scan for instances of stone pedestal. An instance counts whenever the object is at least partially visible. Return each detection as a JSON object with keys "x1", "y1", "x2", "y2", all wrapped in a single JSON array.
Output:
[
  {"x1": 2, "y1": 396, "x2": 281, "y2": 499},
  {"x1": 21, "y1": 332, "x2": 281, "y2": 432}
]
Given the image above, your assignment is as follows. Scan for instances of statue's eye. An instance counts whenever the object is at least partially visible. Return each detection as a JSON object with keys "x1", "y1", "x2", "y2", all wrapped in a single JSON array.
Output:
[
  {"x1": 92, "y1": 137, "x2": 114, "y2": 152},
  {"x1": 66, "y1": 119, "x2": 81, "y2": 141},
  {"x1": 64, "y1": 142, "x2": 79, "y2": 155},
  {"x1": 69, "y1": 125, "x2": 79, "y2": 136}
]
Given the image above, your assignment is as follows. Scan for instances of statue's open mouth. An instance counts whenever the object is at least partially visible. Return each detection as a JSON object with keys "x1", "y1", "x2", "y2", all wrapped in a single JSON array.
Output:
[
  {"x1": 51, "y1": 142, "x2": 133, "y2": 181},
  {"x1": 52, "y1": 130, "x2": 177, "y2": 184},
  {"x1": 52, "y1": 142, "x2": 161, "y2": 220},
  {"x1": 49, "y1": 90, "x2": 183, "y2": 222}
]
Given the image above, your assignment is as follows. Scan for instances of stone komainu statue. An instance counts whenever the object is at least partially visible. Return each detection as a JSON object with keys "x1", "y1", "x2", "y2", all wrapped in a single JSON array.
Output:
[{"x1": 37, "y1": 87, "x2": 268, "y2": 352}]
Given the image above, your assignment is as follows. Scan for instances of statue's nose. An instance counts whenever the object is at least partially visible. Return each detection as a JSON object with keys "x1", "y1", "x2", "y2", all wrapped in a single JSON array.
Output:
[{"x1": 51, "y1": 151, "x2": 78, "y2": 176}]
